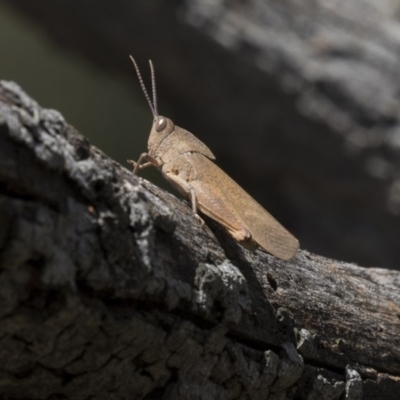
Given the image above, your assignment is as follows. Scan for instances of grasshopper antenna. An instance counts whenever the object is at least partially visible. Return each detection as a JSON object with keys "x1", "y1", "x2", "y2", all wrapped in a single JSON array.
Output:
[
  {"x1": 149, "y1": 60, "x2": 158, "y2": 117},
  {"x1": 129, "y1": 56, "x2": 157, "y2": 117}
]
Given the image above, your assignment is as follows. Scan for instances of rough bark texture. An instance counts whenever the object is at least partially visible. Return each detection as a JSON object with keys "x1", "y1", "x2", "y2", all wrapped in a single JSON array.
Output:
[
  {"x1": 4, "y1": 0, "x2": 400, "y2": 269},
  {"x1": 1, "y1": 82, "x2": 400, "y2": 399}
]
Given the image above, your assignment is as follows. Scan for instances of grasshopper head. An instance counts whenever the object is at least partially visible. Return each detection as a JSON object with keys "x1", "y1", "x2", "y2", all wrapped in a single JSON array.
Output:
[
  {"x1": 148, "y1": 116, "x2": 175, "y2": 156},
  {"x1": 129, "y1": 57, "x2": 174, "y2": 158}
]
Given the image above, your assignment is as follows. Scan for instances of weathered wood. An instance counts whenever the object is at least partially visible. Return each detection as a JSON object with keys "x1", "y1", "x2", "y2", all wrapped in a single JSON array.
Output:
[
  {"x1": 4, "y1": 0, "x2": 400, "y2": 270},
  {"x1": 0, "y1": 82, "x2": 399, "y2": 399}
]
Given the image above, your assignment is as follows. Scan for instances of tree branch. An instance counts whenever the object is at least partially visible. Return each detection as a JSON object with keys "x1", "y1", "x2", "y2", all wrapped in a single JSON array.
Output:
[{"x1": 1, "y1": 82, "x2": 399, "y2": 399}]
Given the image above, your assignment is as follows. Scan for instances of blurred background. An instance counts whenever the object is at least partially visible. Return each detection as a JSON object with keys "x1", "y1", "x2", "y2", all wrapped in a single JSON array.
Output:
[{"x1": 1, "y1": 0, "x2": 400, "y2": 270}]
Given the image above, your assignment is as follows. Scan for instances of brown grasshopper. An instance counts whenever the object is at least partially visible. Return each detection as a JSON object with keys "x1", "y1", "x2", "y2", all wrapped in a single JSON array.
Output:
[{"x1": 128, "y1": 57, "x2": 299, "y2": 260}]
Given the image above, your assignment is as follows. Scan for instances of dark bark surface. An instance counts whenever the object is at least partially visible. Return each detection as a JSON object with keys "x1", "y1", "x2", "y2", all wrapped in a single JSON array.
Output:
[
  {"x1": 4, "y1": 0, "x2": 400, "y2": 269},
  {"x1": 1, "y1": 82, "x2": 399, "y2": 399}
]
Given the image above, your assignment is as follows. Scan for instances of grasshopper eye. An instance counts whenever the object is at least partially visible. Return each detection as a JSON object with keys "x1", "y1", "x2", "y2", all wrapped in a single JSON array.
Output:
[{"x1": 156, "y1": 118, "x2": 167, "y2": 132}]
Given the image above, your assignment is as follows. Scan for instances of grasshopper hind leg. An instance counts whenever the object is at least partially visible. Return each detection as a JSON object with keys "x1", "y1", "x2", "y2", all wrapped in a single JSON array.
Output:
[{"x1": 189, "y1": 187, "x2": 205, "y2": 227}]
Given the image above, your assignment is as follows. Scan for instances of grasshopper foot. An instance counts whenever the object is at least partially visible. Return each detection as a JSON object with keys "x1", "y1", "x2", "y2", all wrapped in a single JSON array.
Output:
[
  {"x1": 194, "y1": 213, "x2": 205, "y2": 227},
  {"x1": 127, "y1": 159, "x2": 137, "y2": 172}
]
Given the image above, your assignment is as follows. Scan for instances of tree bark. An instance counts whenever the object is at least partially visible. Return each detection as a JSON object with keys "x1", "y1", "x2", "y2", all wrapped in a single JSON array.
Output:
[
  {"x1": 4, "y1": 0, "x2": 400, "y2": 269},
  {"x1": 0, "y1": 81, "x2": 399, "y2": 399}
]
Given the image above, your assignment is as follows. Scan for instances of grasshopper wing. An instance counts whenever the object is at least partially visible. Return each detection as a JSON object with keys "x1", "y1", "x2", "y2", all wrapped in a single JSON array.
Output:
[{"x1": 188, "y1": 152, "x2": 299, "y2": 260}]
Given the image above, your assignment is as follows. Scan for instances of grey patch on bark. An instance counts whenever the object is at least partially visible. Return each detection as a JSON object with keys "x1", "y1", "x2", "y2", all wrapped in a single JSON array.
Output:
[
  {"x1": 194, "y1": 260, "x2": 251, "y2": 323},
  {"x1": 345, "y1": 366, "x2": 363, "y2": 400},
  {"x1": 270, "y1": 342, "x2": 304, "y2": 392},
  {"x1": 305, "y1": 373, "x2": 345, "y2": 400},
  {"x1": 296, "y1": 328, "x2": 315, "y2": 357}
]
